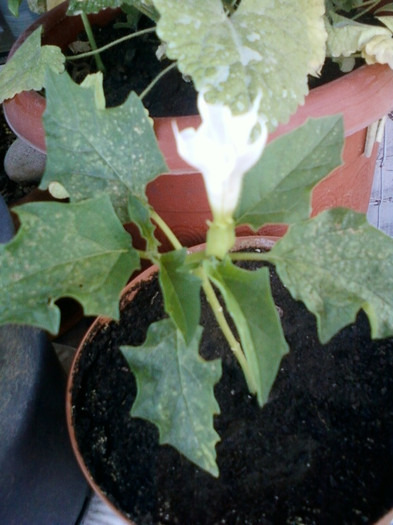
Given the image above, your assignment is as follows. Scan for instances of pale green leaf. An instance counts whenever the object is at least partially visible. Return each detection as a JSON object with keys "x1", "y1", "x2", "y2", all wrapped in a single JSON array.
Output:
[
  {"x1": 0, "y1": 26, "x2": 65, "y2": 103},
  {"x1": 204, "y1": 258, "x2": 288, "y2": 406},
  {"x1": 0, "y1": 195, "x2": 139, "y2": 334},
  {"x1": 153, "y1": 0, "x2": 326, "y2": 127},
  {"x1": 121, "y1": 319, "x2": 222, "y2": 476},
  {"x1": 67, "y1": 0, "x2": 123, "y2": 15},
  {"x1": 266, "y1": 208, "x2": 393, "y2": 343},
  {"x1": 67, "y1": 0, "x2": 157, "y2": 16},
  {"x1": 158, "y1": 250, "x2": 201, "y2": 344},
  {"x1": 235, "y1": 116, "x2": 344, "y2": 230},
  {"x1": 326, "y1": 12, "x2": 390, "y2": 58},
  {"x1": 40, "y1": 71, "x2": 167, "y2": 223}
]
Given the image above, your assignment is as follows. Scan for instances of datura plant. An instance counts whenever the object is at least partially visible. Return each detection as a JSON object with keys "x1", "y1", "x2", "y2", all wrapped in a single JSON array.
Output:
[
  {"x1": 2, "y1": 69, "x2": 393, "y2": 476},
  {"x1": 2, "y1": 0, "x2": 393, "y2": 477}
]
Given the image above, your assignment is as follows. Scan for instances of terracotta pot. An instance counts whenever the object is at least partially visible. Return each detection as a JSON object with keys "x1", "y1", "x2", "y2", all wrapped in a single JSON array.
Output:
[
  {"x1": 66, "y1": 235, "x2": 393, "y2": 524},
  {"x1": 4, "y1": 2, "x2": 393, "y2": 244}
]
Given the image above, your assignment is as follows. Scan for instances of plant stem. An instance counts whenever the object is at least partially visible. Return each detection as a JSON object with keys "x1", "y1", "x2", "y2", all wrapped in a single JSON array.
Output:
[
  {"x1": 150, "y1": 210, "x2": 183, "y2": 250},
  {"x1": 81, "y1": 12, "x2": 106, "y2": 72},
  {"x1": 65, "y1": 27, "x2": 156, "y2": 61},
  {"x1": 198, "y1": 268, "x2": 258, "y2": 395},
  {"x1": 139, "y1": 63, "x2": 177, "y2": 101},
  {"x1": 229, "y1": 251, "x2": 271, "y2": 262},
  {"x1": 352, "y1": 0, "x2": 380, "y2": 20}
]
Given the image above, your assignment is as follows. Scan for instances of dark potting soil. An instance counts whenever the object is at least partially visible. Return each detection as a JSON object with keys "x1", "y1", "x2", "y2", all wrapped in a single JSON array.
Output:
[
  {"x1": 67, "y1": 13, "x2": 198, "y2": 116},
  {"x1": 72, "y1": 263, "x2": 393, "y2": 525}
]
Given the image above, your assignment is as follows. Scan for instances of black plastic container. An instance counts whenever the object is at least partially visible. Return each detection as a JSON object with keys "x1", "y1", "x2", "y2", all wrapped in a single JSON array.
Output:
[{"x1": 0, "y1": 194, "x2": 88, "y2": 524}]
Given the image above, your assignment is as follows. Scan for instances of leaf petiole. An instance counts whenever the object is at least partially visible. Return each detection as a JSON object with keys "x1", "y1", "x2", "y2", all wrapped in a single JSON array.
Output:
[{"x1": 196, "y1": 266, "x2": 258, "y2": 395}]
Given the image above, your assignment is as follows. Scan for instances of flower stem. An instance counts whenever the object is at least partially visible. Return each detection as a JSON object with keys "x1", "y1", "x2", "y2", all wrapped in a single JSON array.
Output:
[
  {"x1": 65, "y1": 27, "x2": 156, "y2": 61},
  {"x1": 198, "y1": 268, "x2": 258, "y2": 395},
  {"x1": 139, "y1": 63, "x2": 177, "y2": 101},
  {"x1": 81, "y1": 12, "x2": 106, "y2": 73}
]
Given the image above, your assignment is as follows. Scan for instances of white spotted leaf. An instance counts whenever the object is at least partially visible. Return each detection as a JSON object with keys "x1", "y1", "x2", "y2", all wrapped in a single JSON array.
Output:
[
  {"x1": 121, "y1": 319, "x2": 222, "y2": 476},
  {"x1": 0, "y1": 26, "x2": 64, "y2": 103},
  {"x1": 266, "y1": 208, "x2": 393, "y2": 343},
  {"x1": 153, "y1": 0, "x2": 326, "y2": 127},
  {"x1": 0, "y1": 195, "x2": 139, "y2": 334},
  {"x1": 40, "y1": 70, "x2": 167, "y2": 223}
]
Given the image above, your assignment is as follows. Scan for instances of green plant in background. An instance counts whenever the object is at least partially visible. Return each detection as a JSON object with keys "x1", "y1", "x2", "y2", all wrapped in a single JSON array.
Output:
[
  {"x1": 1, "y1": 0, "x2": 393, "y2": 477},
  {"x1": 3, "y1": 0, "x2": 393, "y2": 123}
]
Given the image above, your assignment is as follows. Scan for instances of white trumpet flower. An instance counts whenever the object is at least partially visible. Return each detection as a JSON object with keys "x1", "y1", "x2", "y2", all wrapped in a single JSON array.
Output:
[{"x1": 172, "y1": 92, "x2": 268, "y2": 257}]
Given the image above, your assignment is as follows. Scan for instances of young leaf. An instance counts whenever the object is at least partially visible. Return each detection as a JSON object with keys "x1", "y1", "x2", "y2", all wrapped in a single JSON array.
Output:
[
  {"x1": 0, "y1": 26, "x2": 65, "y2": 103},
  {"x1": 266, "y1": 208, "x2": 393, "y2": 343},
  {"x1": 158, "y1": 250, "x2": 202, "y2": 344},
  {"x1": 0, "y1": 195, "x2": 139, "y2": 334},
  {"x1": 204, "y1": 258, "x2": 289, "y2": 406},
  {"x1": 121, "y1": 319, "x2": 222, "y2": 476},
  {"x1": 127, "y1": 194, "x2": 160, "y2": 253},
  {"x1": 234, "y1": 115, "x2": 344, "y2": 230},
  {"x1": 153, "y1": 0, "x2": 326, "y2": 126},
  {"x1": 40, "y1": 71, "x2": 168, "y2": 223}
]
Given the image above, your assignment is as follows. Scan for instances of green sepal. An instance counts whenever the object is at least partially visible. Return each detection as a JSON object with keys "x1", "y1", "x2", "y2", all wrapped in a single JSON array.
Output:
[
  {"x1": 204, "y1": 257, "x2": 289, "y2": 406},
  {"x1": 121, "y1": 319, "x2": 222, "y2": 476},
  {"x1": 266, "y1": 208, "x2": 393, "y2": 343}
]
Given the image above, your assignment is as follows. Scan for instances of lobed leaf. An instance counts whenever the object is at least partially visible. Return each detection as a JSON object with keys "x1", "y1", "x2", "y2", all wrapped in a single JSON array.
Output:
[
  {"x1": 0, "y1": 26, "x2": 65, "y2": 103},
  {"x1": 40, "y1": 71, "x2": 167, "y2": 223},
  {"x1": 122, "y1": 319, "x2": 222, "y2": 476},
  {"x1": 0, "y1": 195, "x2": 139, "y2": 334},
  {"x1": 235, "y1": 116, "x2": 344, "y2": 230},
  {"x1": 266, "y1": 208, "x2": 393, "y2": 343}
]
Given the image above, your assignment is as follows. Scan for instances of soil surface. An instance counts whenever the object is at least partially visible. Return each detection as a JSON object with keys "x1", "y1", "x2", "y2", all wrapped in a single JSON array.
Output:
[{"x1": 72, "y1": 262, "x2": 393, "y2": 525}]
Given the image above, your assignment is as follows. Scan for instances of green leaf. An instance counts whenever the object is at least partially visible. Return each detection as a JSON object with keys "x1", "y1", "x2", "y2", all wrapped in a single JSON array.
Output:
[
  {"x1": 266, "y1": 208, "x2": 393, "y2": 343},
  {"x1": 121, "y1": 319, "x2": 222, "y2": 476},
  {"x1": 67, "y1": 0, "x2": 123, "y2": 14},
  {"x1": 235, "y1": 115, "x2": 344, "y2": 230},
  {"x1": 204, "y1": 258, "x2": 288, "y2": 406},
  {"x1": 127, "y1": 194, "x2": 160, "y2": 253},
  {"x1": 40, "y1": 71, "x2": 168, "y2": 223},
  {"x1": 0, "y1": 26, "x2": 65, "y2": 103},
  {"x1": 67, "y1": 0, "x2": 158, "y2": 17},
  {"x1": 326, "y1": 12, "x2": 390, "y2": 58},
  {"x1": 7, "y1": 0, "x2": 22, "y2": 16},
  {"x1": 158, "y1": 250, "x2": 202, "y2": 344},
  {"x1": 153, "y1": 0, "x2": 326, "y2": 126},
  {"x1": 0, "y1": 195, "x2": 139, "y2": 334}
]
